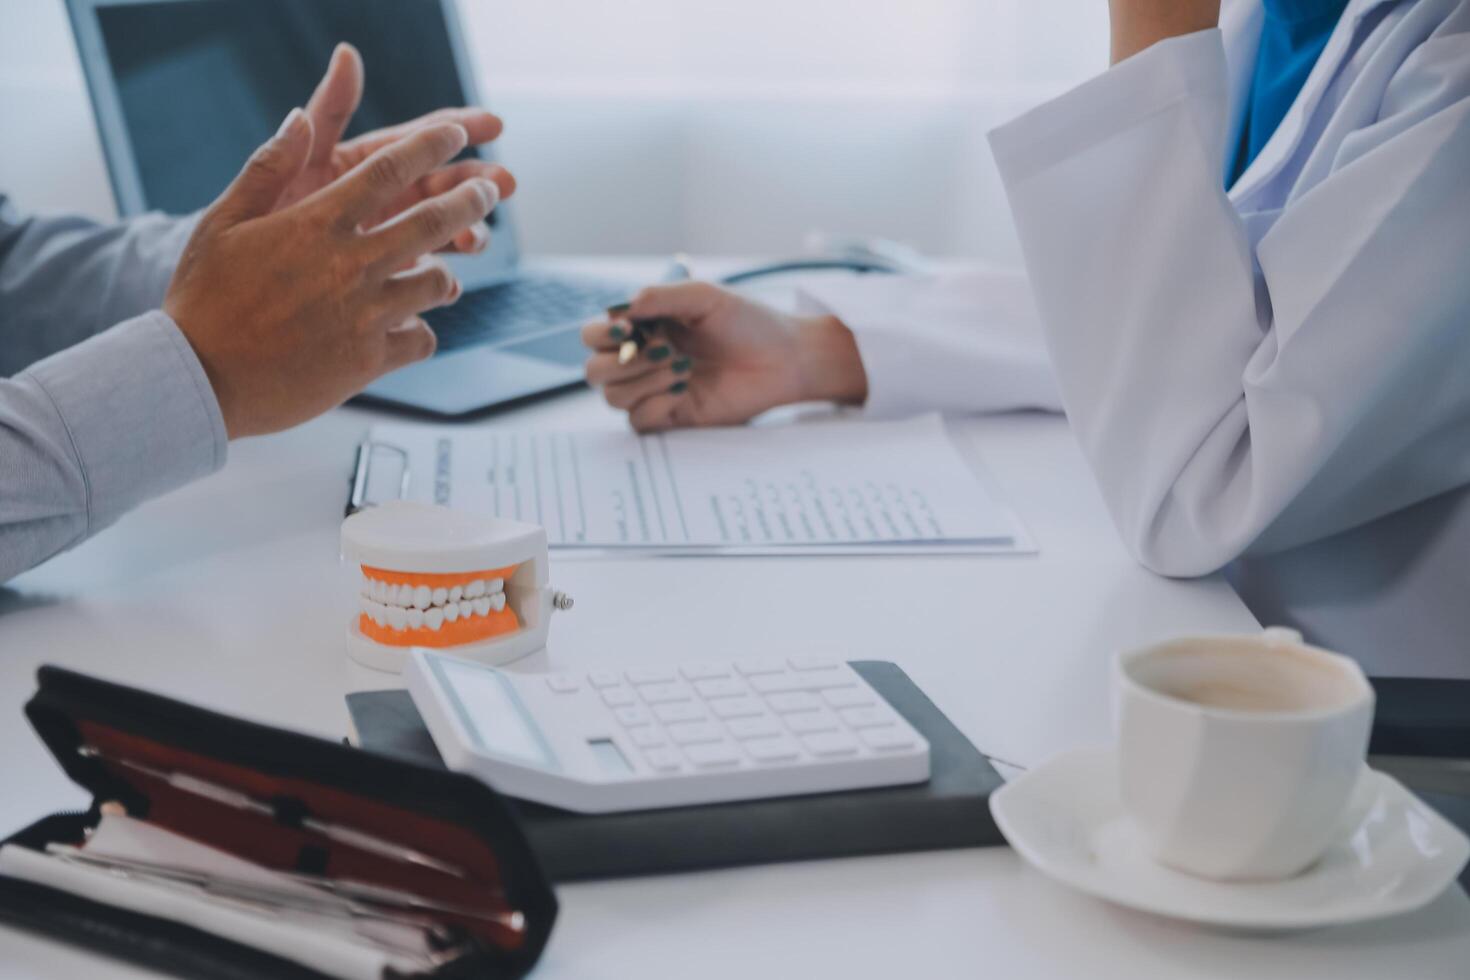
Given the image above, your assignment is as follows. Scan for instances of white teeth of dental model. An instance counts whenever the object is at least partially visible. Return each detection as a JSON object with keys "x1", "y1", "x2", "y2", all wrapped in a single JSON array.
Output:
[{"x1": 359, "y1": 576, "x2": 511, "y2": 631}]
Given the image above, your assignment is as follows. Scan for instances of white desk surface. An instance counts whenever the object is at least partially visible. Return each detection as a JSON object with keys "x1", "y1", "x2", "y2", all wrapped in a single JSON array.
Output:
[{"x1": 2, "y1": 260, "x2": 1466, "y2": 978}]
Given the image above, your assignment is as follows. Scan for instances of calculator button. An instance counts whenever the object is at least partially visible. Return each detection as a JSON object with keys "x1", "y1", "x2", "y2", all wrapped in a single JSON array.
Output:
[
  {"x1": 630, "y1": 728, "x2": 666, "y2": 748},
  {"x1": 748, "y1": 674, "x2": 802, "y2": 694},
  {"x1": 743, "y1": 736, "x2": 801, "y2": 763},
  {"x1": 822, "y1": 687, "x2": 875, "y2": 709},
  {"x1": 626, "y1": 667, "x2": 676, "y2": 685},
  {"x1": 735, "y1": 658, "x2": 786, "y2": 676},
  {"x1": 750, "y1": 672, "x2": 855, "y2": 694},
  {"x1": 765, "y1": 691, "x2": 821, "y2": 713},
  {"x1": 789, "y1": 656, "x2": 839, "y2": 671},
  {"x1": 637, "y1": 682, "x2": 692, "y2": 704},
  {"x1": 725, "y1": 716, "x2": 783, "y2": 740},
  {"x1": 837, "y1": 707, "x2": 895, "y2": 729},
  {"x1": 783, "y1": 711, "x2": 839, "y2": 734},
  {"x1": 589, "y1": 670, "x2": 622, "y2": 689},
  {"x1": 545, "y1": 674, "x2": 581, "y2": 693},
  {"x1": 643, "y1": 747, "x2": 683, "y2": 772},
  {"x1": 600, "y1": 687, "x2": 636, "y2": 707},
  {"x1": 614, "y1": 705, "x2": 652, "y2": 727},
  {"x1": 709, "y1": 697, "x2": 764, "y2": 719},
  {"x1": 789, "y1": 668, "x2": 856, "y2": 690},
  {"x1": 653, "y1": 702, "x2": 706, "y2": 724},
  {"x1": 860, "y1": 728, "x2": 917, "y2": 752},
  {"x1": 692, "y1": 678, "x2": 746, "y2": 699},
  {"x1": 666, "y1": 721, "x2": 724, "y2": 745},
  {"x1": 801, "y1": 732, "x2": 859, "y2": 757},
  {"x1": 681, "y1": 663, "x2": 732, "y2": 681},
  {"x1": 683, "y1": 741, "x2": 741, "y2": 769}
]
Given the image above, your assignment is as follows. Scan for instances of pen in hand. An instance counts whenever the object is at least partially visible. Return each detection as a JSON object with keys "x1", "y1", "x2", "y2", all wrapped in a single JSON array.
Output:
[
  {"x1": 606, "y1": 303, "x2": 640, "y2": 365},
  {"x1": 610, "y1": 254, "x2": 694, "y2": 365},
  {"x1": 607, "y1": 304, "x2": 681, "y2": 366}
]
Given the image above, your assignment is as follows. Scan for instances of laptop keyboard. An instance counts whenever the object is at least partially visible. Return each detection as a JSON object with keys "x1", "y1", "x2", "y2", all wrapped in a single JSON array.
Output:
[{"x1": 424, "y1": 274, "x2": 631, "y2": 352}]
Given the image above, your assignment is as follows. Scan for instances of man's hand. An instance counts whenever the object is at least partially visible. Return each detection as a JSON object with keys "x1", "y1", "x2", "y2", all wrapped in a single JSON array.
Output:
[
  {"x1": 1108, "y1": 0, "x2": 1221, "y2": 64},
  {"x1": 582, "y1": 283, "x2": 867, "y2": 433},
  {"x1": 272, "y1": 43, "x2": 515, "y2": 254},
  {"x1": 165, "y1": 111, "x2": 500, "y2": 438}
]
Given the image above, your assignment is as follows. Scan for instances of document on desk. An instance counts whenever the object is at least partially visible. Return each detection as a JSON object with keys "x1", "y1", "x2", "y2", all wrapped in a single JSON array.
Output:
[{"x1": 359, "y1": 414, "x2": 1031, "y2": 555}]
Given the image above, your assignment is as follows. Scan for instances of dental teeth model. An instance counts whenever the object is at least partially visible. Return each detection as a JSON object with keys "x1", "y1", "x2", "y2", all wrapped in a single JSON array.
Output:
[{"x1": 340, "y1": 502, "x2": 570, "y2": 673}]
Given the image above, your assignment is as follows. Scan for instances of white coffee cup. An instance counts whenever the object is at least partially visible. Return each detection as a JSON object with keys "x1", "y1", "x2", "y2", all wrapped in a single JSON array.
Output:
[{"x1": 1115, "y1": 627, "x2": 1375, "y2": 881}]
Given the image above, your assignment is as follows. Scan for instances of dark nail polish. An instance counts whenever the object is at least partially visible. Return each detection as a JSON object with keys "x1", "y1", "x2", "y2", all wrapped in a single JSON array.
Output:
[
  {"x1": 648, "y1": 346, "x2": 671, "y2": 362},
  {"x1": 672, "y1": 357, "x2": 692, "y2": 373},
  {"x1": 609, "y1": 325, "x2": 627, "y2": 341},
  {"x1": 670, "y1": 381, "x2": 688, "y2": 395},
  {"x1": 606, "y1": 302, "x2": 631, "y2": 316}
]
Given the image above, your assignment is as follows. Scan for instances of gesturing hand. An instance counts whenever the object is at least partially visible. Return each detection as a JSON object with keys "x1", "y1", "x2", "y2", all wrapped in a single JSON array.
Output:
[
  {"x1": 271, "y1": 43, "x2": 515, "y2": 254},
  {"x1": 582, "y1": 282, "x2": 867, "y2": 433},
  {"x1": 165, "y1": 111, "x2": 499, "y2": 438}
]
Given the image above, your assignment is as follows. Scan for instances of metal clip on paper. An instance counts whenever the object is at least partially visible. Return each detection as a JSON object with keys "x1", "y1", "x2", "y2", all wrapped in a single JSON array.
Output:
[{"x1": 346, "y1": 441, "x2": 411, "y2": 517}]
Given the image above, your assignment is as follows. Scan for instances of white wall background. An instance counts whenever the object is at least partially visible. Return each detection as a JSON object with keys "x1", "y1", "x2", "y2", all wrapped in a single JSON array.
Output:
[{"x1": 0, "y1": 0, "x2": 1108, "y2": 262}]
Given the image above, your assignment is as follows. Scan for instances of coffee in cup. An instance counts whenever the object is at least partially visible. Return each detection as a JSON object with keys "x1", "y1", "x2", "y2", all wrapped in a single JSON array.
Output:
[{"x1": 1115, "y1": 627, "x2": 1374, "y2": 881}]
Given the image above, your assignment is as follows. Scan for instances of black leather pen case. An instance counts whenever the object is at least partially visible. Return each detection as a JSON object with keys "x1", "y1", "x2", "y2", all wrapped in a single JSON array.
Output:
[{"x1": 0, "y1": 666, "x2": 558, "y2": 980}]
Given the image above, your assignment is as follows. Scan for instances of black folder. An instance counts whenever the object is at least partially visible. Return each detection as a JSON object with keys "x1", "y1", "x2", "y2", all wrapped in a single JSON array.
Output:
[{"x1": 346, "y1": 661, "x2": 1006, "y2": 882}]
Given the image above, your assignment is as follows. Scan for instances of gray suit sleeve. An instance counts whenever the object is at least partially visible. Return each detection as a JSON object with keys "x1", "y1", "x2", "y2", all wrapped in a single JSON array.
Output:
[
  {"x1": 0, "y1": 197, "x2": 225, "y2": 581},
  {"x1": 0, "y1": 193, "x2": 198, "y2": 376},
  {"x1": 0, "y1": 311, "x2": 228, "y2": 581}
]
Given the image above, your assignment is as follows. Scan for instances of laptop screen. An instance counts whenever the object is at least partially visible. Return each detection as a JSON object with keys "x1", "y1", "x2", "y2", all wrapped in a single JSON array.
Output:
[{"x1": 96, "y1": 0, "x2": 471, "y2": 215}]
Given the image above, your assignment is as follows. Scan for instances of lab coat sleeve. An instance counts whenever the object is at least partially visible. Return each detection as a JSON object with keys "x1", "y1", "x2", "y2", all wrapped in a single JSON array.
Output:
[
  {"x1": 796, "y1": 269, "x2": 1064, "y2": 418},
  {"x1": 0, "y1": 311, "x2": 228, "y2": 582},
  {"x1": 0, "y1": 194, "x2": 198, "y2": 376},
  {"x1": 988, "y1": 27, "x2": 1470, "y2": 576}
]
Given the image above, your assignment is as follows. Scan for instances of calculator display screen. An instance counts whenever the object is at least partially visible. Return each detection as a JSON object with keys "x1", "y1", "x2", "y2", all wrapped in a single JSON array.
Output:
[{"x1": 433, "y1": 657, "x2": 556, "y2": 770}]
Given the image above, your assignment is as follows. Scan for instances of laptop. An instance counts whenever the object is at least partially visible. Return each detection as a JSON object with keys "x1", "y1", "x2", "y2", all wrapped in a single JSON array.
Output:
[{"x1": 66, "y1": 0, "x2": 630, "y2": 419}]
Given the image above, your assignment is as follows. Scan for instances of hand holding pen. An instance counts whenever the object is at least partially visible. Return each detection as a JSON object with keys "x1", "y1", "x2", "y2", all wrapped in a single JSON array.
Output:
[{"x1": 580, "y1": 281, "x2": 867, "y2": 433}]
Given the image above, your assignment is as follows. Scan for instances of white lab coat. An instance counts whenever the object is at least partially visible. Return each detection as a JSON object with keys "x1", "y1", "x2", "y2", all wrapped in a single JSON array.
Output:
[{"x1": 804, "y1": 0, "x2": 1470, "y2": 675}]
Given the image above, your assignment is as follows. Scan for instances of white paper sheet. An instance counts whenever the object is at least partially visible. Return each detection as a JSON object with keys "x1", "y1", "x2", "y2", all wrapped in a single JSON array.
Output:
[
  {"x1": 362, "y1": 414, "x2": 1031, "y2": 555},
  {"x1": 0, "y1": 818, "x2": 410, "y2": 980}
]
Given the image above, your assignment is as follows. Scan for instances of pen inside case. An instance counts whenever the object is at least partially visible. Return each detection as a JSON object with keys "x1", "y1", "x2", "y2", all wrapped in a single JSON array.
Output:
[{"x1": 1, "y1": 666, "x2": 558, "y2": 980}]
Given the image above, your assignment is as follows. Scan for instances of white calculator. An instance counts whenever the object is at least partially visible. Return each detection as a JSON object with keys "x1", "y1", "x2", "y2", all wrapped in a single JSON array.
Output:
[{"x1": 403, "y1": 649, "x2": 931, "y2": 813}]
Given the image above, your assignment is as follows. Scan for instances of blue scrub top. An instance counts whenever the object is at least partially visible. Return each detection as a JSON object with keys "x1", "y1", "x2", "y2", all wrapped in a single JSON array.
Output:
[{"x1": 1230, "y1": 0, "x2": 1352, "y2": 185}]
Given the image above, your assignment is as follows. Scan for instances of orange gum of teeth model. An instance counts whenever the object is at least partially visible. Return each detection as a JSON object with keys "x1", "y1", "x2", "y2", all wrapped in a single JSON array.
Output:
[{"x1": 359, "y1": 564, "x2": 521, "y2": 649}]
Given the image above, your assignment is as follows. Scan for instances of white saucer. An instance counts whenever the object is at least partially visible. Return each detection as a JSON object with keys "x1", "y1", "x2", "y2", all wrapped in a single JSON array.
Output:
[{"x1": 990, "y1": 746, "x2": 1469, "y2": 931}]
